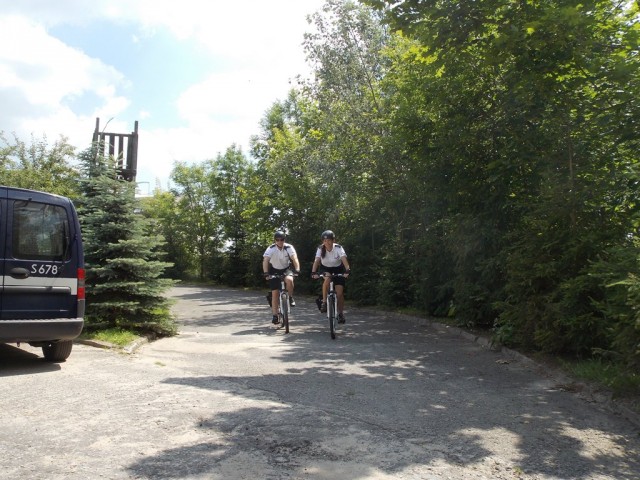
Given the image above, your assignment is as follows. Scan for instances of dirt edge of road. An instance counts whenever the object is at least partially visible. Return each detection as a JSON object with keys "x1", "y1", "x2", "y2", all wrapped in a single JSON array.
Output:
[{"x1": 375, "y1": 310, "x2": 640, "y2": 430}]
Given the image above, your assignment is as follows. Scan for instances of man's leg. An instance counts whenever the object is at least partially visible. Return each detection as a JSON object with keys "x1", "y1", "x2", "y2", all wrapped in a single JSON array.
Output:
[
  {"x1": 271, "y1": 289, "x2": 279, "y2": 315},
  {"x1": 285, "y1": 275, "x2": 294, "y2": 296},
  {"x1": 285, "y1": 275, "x2": 296, "y2": 306},
  {"x1": 270, "y1": 289, "x2": 279, "y2": 324}
]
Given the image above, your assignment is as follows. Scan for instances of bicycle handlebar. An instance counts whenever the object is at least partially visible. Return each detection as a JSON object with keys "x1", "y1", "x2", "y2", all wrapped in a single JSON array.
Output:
[
  {"x1": 265, "y1": 273, "x2": 299, "y2": 280},
  {"x1": 312, "y1": 272, "x2": 349, "y2": 278}
]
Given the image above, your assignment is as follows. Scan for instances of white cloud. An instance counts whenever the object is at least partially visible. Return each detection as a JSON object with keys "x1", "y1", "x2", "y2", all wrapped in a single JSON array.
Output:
[
  {"x1": 0, "y1": 16, "x2": 124, "y2": 104},
  {"x1": 0, "y1": 0, "x2": 325, "y2": 191},
  {"x1": 0, "y1": 14, "x2": 129, "y2": 146},
  {"x1": 147, "y1": 1, "x2": 324, "y2": 187},
  {"x1": 135, "y1": 117, "x2": 262, "y2": 192},
  {"x1": 176, "y1": 70, "x2": 288, "y2": 123}
]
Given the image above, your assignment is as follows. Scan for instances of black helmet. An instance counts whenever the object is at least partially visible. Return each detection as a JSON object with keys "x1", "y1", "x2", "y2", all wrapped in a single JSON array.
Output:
[
  {"x1": 321, "y1": 230, "x2": 335, "y2": 240},
  {"x1": 274, "y1": 230, "x2": 286, "y2": 240}
]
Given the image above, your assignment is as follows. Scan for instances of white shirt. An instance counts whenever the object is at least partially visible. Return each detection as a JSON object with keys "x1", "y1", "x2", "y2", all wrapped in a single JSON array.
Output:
[
  {"x1": 315, "y1": 244, "x2": 347, "y2": 268},
  {"x1": 263, "y1": 243, "x2": 297, "y2": 270}
]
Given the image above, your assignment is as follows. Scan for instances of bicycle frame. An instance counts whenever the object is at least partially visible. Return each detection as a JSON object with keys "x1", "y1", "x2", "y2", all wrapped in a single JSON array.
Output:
[
  {"x1": 266, "y1": 273, "x2": 292, "y2": 334},
  {"x1": 316, "y1": 273, "x2": 346, "y2": 340}
]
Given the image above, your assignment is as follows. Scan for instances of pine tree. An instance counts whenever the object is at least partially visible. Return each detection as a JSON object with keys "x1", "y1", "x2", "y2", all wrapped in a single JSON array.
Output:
[{"x1": 77, "y1": 146, "x2": 176, "y2": 336}]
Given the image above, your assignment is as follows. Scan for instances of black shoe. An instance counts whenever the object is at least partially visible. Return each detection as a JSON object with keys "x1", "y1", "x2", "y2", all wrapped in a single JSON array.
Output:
[
  {"x1": 289, "y1": 296, "x2": 296, "y2": 307},
  {"x1": 338, "y1": 313, "x2": 346, "y2": 324},
  {"x1": 272, "y1": 315, "x2": 279, "y2": 325},
  {"x1": 320, "y1": 302, "x2": 327, "y2": 313}
]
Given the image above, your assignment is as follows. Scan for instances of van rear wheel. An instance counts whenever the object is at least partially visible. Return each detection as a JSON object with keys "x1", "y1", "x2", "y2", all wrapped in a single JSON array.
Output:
[{"x1": 42, "y1": 340, "x2": 73, "y2": 362}]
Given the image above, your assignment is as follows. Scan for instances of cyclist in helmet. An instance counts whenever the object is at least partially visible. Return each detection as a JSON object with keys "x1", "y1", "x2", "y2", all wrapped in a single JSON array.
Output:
[
  {"x1": 263, "y1": 230, "x2": 301, "y2": 324},
  {"x1": 311, "y1": 230, "x2": 351, "y2": 323}
]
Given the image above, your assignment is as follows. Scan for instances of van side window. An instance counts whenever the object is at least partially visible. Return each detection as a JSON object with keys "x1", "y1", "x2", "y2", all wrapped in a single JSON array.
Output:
[{"x1": 13, "y1": 201, "x2": 70, "y2": 261}]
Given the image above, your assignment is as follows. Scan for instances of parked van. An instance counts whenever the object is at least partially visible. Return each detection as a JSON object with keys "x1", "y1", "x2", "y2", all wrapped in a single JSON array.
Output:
[{"x1": 0, "y1": 186, "x2": 85, "y2": 361}]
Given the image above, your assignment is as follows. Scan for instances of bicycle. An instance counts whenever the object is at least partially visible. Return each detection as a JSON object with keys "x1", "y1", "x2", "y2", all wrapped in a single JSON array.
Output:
[
  {"x1": 314, "y1": 272, "x2": 347, "y2": 340},
  {"x1": 265, "y1": 273, "x2": 296, "y2": 334}
]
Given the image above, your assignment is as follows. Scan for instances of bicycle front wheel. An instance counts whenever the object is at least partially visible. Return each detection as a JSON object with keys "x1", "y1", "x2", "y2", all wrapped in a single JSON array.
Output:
[
  {"x1": 281, "y1": 292, "x2": 289, "y2": 334},
  {"x1": 328, "y1": 293, "x2": 337, "y2": 339}
]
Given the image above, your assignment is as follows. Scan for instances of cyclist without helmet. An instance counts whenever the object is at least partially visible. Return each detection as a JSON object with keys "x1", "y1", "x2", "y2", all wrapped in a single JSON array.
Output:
[
  {"x1": 311, "y1": 230, "x2": 350, "y2": 323},
  {"x1": 263, "y1": 230, "x2": 300, "y2": 324}
]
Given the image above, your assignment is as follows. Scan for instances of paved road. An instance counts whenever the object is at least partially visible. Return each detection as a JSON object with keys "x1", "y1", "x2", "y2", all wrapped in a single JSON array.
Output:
[{"x1": 1, "y1": 285, "x2": 639, "y2": 479}]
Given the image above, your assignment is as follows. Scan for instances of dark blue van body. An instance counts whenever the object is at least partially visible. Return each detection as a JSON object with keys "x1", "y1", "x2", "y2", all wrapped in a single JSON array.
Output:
[{"x1": 0, "y1": 187, "x2": 85, "y2": 361}]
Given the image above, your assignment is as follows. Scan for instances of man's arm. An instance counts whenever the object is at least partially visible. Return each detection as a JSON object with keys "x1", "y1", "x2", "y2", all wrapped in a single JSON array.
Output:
[{"x1": 291, "y1": 254, "x2": 301, "y2": 272}]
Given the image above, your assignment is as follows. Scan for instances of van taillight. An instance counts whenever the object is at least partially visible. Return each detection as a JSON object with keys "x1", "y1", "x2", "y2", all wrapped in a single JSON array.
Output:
[{"x1": 77, "y1": 268, "x2": 85, "y2": 299}]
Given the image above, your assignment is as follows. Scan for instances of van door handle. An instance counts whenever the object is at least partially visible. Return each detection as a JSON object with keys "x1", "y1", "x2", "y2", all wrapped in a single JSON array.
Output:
[{"x1": 9, "y1": 267, "x2": 30, "y2": 279}]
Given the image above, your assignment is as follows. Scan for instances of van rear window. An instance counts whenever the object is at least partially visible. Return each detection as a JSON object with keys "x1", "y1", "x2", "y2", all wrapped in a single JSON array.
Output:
[{"x1": 13, "y1": 201, "x2": 70, "y2": 261}]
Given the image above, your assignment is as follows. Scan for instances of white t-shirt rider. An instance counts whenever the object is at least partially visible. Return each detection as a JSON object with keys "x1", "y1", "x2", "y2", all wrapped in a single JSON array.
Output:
[
  {"x1": 263, "y1": 243, "x2": 297, "y2": 270},
  {"x1": 314, "y1": 244, "x2": 347, "y2": 268}
]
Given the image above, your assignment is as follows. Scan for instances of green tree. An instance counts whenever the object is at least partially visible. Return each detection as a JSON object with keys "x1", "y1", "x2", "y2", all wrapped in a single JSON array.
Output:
[
  {"x1": 0, "y1": 132, "x2": 81, "y2": 198},
  {"x1": 140, "y1": 191, "x2": 192, "y2": 279},
  {"x1": 299, "y1": 0, "x2": 398, "y2": 299},
  {"x1": 249, "y1": 92, "x2": 328, "y2": 281},
  {"x1": 589, "y1": 236, "x2": 640, "y2": 371},
  {"x1": 170, "y1": 161, "x2": 221, "y2": 280},
  {"x1": 209, "y1": 145, "x2": 257, "y2": 286},
  {"x1": 369, "y1": 0, "x2": 640, "y2": 359},
  {"x1": 78, "y1": 146, "x2": 176, "y2": 335}
]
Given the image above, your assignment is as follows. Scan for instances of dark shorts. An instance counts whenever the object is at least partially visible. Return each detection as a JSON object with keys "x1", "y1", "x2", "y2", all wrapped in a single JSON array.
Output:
[
  {"x1": 319, "y1": 265, "x2": 346, "y2": 286},
  {"x1": 269, "y1": 266, "x2": 293, "y2": 291}
]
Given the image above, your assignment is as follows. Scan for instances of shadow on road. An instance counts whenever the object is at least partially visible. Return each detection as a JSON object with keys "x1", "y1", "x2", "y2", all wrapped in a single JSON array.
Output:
[
  {"x1": 126, "y1": 285, "x2": 640, "y2": 479},
  {"x1": 0, "y1": 343, "x2": 61, "y2": 376}
]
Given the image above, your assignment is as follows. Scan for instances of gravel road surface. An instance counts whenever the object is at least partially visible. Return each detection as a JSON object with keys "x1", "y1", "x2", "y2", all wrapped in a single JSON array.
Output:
[{"x1": 1, "y1": 284, "x2": 639, "y2": 479}]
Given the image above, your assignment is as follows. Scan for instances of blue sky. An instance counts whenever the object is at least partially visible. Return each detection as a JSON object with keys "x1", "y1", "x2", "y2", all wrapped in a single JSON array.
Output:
[
  {"x1": 51, "y1": 20, "x2": 213, "y2": 128},
  {"x1": 0, "y1": 0, "x2": 326, "y2": 193}
]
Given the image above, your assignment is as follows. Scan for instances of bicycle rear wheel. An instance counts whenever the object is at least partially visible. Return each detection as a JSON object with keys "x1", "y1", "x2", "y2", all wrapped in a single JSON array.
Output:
[
  {"x1": 281, "y1": 292, "x2": 289, "y2": 334},
  {"x1": 328, "y1": 293, "x2": 337, "y2": 339}
]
